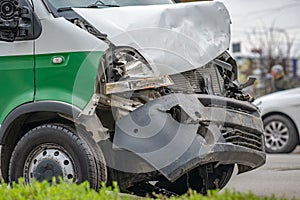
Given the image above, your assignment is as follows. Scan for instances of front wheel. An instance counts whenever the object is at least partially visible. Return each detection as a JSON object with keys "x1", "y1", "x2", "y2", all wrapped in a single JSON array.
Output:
[
  {"x1": 263, "y1": 115, "x2": 299, "y2": 153},
  {"x1": 9, "y1": 124, "x2": 106, "y2": 188}
]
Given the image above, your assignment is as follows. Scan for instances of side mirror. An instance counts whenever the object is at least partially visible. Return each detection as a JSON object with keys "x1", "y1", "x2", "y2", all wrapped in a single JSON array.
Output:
[{"x1": 0, "y1": 0, "x2": 32, "y2": 42}]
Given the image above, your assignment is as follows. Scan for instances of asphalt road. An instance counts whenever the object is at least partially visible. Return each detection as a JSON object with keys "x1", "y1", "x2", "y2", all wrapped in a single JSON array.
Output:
[{"x1": 225, "y1": 148, "x2": 300, "y2": 199}]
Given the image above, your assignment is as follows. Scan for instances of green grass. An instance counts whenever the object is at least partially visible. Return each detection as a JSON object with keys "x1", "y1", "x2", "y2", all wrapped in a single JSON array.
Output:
[{"x1": 0, "y1": 179, "x2": 292, "y2": 200}]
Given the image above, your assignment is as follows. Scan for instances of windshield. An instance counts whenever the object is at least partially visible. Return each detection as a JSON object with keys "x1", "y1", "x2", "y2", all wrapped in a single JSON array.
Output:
[{"x1": 46, "y1": 0, "x2": 174, "y2": 10}]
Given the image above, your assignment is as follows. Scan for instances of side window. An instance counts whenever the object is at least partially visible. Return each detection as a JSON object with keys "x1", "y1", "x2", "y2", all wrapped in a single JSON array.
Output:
[{"x1": 0, "y1": 0, "x2": 42, "y2": 42}]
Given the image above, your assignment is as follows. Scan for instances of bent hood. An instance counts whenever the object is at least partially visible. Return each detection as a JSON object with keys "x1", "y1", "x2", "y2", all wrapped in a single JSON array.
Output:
[{"x1": 74, "y1": 1, "x2": 231, "y2": 75}]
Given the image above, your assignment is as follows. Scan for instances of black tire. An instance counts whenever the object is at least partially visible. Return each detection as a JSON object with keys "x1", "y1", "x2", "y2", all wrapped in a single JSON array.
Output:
[
  {"x1": 263, "y1": 114, "x2": 299, "y2": 153},
  {"x1": 74, "y1": 125, "x2": 107, "y2": 189},
  {"x1": 8, "y1": 124, "x2": 107, "y2": 189}
]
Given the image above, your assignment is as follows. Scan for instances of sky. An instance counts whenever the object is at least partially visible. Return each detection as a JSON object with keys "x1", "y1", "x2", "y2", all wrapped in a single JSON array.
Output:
[{"x1": 217, "y1": 0, "x2": 300, "y2": 57}]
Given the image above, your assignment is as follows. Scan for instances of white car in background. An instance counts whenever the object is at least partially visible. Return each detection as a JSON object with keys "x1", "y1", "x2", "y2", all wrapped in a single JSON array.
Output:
[{"x1": 254, "y1": 88, "x2": 300, "y2": 153}]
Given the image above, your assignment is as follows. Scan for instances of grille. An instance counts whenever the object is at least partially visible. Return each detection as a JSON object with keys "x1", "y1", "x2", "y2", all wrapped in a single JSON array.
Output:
[
  {"x1": 221, "y1": 127, "x2": 263, "y2": 151},
  {"x1": 169, "y1": 62, "x2": 224, "y2": 95}
]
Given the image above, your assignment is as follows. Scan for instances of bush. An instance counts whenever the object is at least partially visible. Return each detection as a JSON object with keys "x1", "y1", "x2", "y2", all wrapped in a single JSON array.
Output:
[
  {"x1": 0, "y1": 179, "x2": 289, "y2": 200},
  {"x1": 0, "y1": 179, "x2": 130, "y2": 200}
]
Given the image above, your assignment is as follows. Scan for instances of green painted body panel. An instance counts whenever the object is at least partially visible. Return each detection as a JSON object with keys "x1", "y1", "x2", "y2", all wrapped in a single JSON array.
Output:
[
  {"x1": 35, "y1": 51, "x2": 103, "y2": 110},
  {"x1": 0, "y1": 55, "x2": 34, "y2": 122},
  {"x1": 0, "y1": 51, "x2": 103, "y2": 123}
]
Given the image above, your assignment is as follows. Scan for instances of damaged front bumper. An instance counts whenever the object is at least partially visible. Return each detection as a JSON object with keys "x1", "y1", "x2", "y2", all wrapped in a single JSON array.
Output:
[{"x1": 113, "y1": 93, "x2": 266, "y2": 182}]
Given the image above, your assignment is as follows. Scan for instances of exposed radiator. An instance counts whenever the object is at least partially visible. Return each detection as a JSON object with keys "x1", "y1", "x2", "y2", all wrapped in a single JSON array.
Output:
[{"x1": 169, "y1": 62, "x2": 224, "y2": 95}]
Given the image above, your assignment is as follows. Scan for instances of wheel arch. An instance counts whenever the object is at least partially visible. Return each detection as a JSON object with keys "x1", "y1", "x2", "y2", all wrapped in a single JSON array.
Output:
[
  {"x1": 262, "y1": 111, "x2": 300, "y2": 144},
  {"x1": 0, "y1": 101, "x2": 83, "y2": 181}
]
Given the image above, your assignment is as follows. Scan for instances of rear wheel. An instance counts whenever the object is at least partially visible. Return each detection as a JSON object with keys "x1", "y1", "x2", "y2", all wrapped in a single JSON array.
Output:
[
  {"x1": 264, "y1": 115, "x2": 298, "y2": 153},
  {"x1": 8, "y1": 124, "x2": 106, "y2": 188}
]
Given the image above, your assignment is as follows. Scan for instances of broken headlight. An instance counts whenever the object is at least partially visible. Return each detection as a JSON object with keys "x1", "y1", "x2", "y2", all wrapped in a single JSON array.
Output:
[{"x1": 104, "y1": 47, "x2": 173, "y2": 94}]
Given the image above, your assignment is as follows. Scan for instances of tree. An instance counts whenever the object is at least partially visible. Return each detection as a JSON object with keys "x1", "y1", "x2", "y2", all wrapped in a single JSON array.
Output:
[{"x1": 247, "y1": 25, "x2": 296, "y2": 73}]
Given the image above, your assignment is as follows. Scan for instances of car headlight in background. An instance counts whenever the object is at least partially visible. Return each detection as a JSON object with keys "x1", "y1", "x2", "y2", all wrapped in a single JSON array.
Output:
[{"x1": 103, "y1": 46, "x2": 174, "y2": 94}]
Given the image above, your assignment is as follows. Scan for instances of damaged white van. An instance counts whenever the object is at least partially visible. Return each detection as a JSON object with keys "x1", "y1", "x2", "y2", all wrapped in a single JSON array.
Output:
[{"x1": 0, "y1": 0, "x2": 265, "y2": 196}]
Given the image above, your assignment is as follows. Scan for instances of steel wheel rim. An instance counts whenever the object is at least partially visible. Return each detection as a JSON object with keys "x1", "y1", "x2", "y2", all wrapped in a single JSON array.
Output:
[
  {"x1": 264, "y1": 120, "x2": 289, "y2": 151},
  {"x1": 24, "y1": 144, "x2": 77, "y2": 183}
]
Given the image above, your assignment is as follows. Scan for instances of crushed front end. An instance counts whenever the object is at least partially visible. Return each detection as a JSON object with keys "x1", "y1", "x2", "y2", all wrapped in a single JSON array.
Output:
[
  {"x1": 94, "y1": 47, "x2": 266, "y2": 196},
  {"x1": 70, "y1": 1, "x2": 266, "y2": 196}
]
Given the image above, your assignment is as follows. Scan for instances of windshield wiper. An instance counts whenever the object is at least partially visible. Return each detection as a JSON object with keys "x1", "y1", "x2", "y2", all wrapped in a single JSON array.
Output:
[
  {"x1": 57, "y1": 2, "x2": 119, "y2": 13},
  {"x1": 57, "y1": 7, "x2": 74, "y2": 12},
  {"x1": 87, "y1": 0, "x2": 119, "y2": 8}
]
